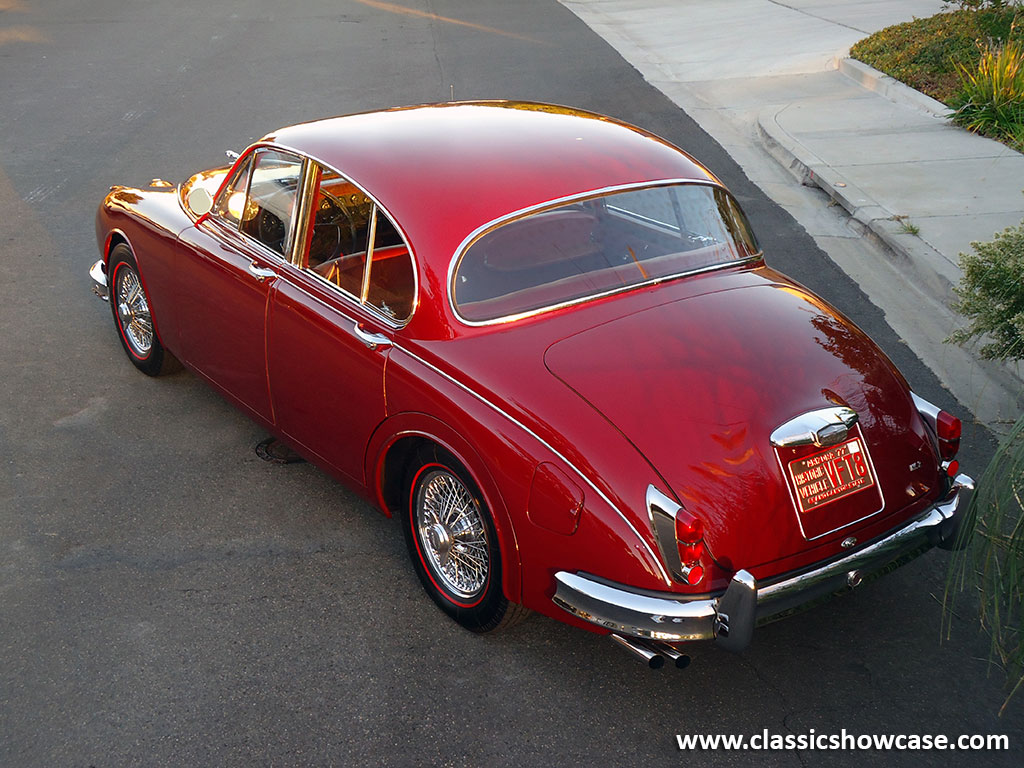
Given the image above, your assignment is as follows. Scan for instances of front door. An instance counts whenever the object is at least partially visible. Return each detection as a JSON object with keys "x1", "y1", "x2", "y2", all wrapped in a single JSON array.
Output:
[{"x1": 174, "y1": 149, "x2": 304, "y2": 423}]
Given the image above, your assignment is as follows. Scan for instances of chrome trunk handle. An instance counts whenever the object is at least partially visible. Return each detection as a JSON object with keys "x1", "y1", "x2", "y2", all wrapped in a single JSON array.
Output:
[{"x1": 770, "y1": 407, "x2": 858, "y2": 448}]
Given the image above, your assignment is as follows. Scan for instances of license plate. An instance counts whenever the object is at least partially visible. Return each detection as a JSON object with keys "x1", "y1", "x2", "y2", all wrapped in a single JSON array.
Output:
[{"x1": 788, "y1": 437, "x2": 875, "y2": 514}]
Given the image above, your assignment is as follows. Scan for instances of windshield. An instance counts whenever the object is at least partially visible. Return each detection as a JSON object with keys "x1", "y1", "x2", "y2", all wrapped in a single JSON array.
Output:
[{"x1": 452, "y1": 183, "x2": 760, "y2": 323}]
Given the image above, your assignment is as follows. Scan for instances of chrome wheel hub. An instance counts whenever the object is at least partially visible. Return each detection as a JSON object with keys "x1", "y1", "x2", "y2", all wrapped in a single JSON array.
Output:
[
  {"x1": 115, "y1": 266, "x2": 153, "y2": 355},
  {"x1": 415, "y1": 469, "x2": 489, "y2": 599}
]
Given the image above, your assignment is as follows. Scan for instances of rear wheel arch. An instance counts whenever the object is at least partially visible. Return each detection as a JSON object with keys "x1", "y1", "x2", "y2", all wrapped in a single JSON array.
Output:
[{"x1": 368, "y1": 417, "x2": 523, "y2": 605}]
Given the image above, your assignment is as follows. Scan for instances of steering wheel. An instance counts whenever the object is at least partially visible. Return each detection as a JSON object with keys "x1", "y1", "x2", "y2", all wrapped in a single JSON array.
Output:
[{"x1": 257, "y1": 209, "x2": 287, "y2": 253}]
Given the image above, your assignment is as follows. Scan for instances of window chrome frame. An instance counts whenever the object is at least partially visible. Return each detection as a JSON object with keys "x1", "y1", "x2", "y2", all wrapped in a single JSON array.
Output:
[
  {"x1": 206, "y1": 142, "x2": 419, "y2": 330},
  {"x1": 447, "y1": 179, "x2": 763, "y2": 328},
  {"x1": 205, "y1": 146, "x2": 300, "y2": 268},
  {"x1": 270, "y1": 142, "x2": 419, "y2": 329}
]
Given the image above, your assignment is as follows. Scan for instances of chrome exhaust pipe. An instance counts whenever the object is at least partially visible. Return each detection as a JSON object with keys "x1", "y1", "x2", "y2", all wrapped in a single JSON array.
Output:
[
  {"x1": 610, "y1": 634, "x2": 665, "y2": 669},
  {"x1": 653, "y1": 641, "x2": 691, "y2": 670}
]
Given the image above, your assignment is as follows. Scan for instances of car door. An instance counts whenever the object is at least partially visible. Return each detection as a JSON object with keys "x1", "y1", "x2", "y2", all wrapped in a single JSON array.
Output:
[
  {"x1": 174, "y1": 149, "x2": 304, "y2": 423},
  {"x1": 266, "y1": 163, "x2": 416, "y2": 485}
]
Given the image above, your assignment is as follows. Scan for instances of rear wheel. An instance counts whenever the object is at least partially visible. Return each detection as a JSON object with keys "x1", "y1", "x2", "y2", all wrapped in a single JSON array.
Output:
[
  {"x1": 403, "y1": 449, "x2": 527, "y2": 632},
  {"x1": 108, "y1": 244, "x2": 179, "y2": 376}
]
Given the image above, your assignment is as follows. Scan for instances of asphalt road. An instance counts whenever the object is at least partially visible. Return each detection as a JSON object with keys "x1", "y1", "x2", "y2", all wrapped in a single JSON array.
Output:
[{"x1": 1, "y1": 1, "x2": 1020, "y2": 766}]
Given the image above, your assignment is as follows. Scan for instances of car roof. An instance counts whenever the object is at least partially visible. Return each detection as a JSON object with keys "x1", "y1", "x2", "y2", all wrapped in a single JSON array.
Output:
[{"x1": 262, "y1": 102, "x2": 719, "y2": 270}]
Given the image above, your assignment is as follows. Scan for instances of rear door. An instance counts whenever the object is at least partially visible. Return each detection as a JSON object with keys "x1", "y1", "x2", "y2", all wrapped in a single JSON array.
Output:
[{"x1": 266, "y1": 163, "x2": 416, "y2": 484}]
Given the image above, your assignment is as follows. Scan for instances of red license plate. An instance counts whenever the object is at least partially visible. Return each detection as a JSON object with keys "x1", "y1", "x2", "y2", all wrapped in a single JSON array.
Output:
[{"x1": 788, "y1": 437, "x2": 875, "y2": 514}]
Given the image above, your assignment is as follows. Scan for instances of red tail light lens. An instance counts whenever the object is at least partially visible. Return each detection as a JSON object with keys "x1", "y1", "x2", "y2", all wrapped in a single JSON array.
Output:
[
  {"x1": 675, "y1": 514, "x2": 703, "y2": 543},
  {"x1": 936, "y1": 410, "x2": 961, "y2": 460},
  {"x1": 675, "y1": 514, "x2": 706, "y2": 586}
]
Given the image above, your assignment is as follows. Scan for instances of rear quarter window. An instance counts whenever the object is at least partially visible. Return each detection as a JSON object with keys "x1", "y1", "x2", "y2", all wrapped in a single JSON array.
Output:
[{"x1": 453, "y1": 183, "x2": 759, "y2": 323}]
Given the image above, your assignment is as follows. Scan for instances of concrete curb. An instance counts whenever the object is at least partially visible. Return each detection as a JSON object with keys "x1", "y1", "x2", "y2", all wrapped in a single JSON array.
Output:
[
  {"x1": 755, "y1": 103, "x2": 962, "y2": 303},
  {"x1": 837, "y1": 58, "x2": 951, "y2": 120}
]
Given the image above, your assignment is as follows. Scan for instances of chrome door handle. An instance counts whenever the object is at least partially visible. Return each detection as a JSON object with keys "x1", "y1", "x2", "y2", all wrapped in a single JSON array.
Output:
[
  {"x1": 353, "y1": 322, "x2": 392, "y2": 350},
  {"x1": 247, "y1": 261, "x2": 277, "y2": 281}
]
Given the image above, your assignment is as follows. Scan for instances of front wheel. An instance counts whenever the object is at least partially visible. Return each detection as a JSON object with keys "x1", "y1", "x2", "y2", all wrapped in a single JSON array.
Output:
[
  {"x1": 108, "y1": 244, "x2": 179, "y2": 376},
  {"x1": 403, "y1": 454, "x2": 527, "y2": 632}
]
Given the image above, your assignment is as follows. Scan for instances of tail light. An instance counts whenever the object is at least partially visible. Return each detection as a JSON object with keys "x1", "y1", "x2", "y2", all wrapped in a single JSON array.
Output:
[
  {"x1": 675, "y1": 513, "x2": 706, "y2": 586},
  {"x1": 935, "y1": 409, "x2": 962, "y2": 460},
  {"x1": 911, "y1": 392, "x2": 962, "y2": 461},
  {"x1": 647, "y1": 485, "x2": 708, "y2": 588}
]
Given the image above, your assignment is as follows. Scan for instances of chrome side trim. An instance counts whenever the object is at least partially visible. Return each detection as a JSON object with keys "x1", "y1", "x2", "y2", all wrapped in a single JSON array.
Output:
[
  {"x1": 445, "y1": 179, "x2": 762, "y2": 327},
  {"x1": 553, "y1": 476, "x2": 972, "y2": 648},
  {"x1": 770, "y1": 406, "x2": 858, "y2": 448},
  {"x1": 646, "y1": 485, "x2": 686, "y2": 583},
  {"x1": 89, "y1": 259, "x2": 109, "y2": 301},
  {"x1": 393, "y1": 345, "x2": 673, "y2": 585}
]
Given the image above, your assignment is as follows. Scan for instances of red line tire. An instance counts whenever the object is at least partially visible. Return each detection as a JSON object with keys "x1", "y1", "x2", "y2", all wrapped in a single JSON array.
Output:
[
  {"x1": 108, "y1": 244, "x2": 179, "y2": 377},
  {"x1": 402, "y1": 446, "x2": 527, "y2": 633}
]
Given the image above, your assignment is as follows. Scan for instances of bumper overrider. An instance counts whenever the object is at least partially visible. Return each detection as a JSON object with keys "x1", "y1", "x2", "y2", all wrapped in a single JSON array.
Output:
[
  {"x1": 89, "y1": 259, "x2": 109, "y2": 302},
  {"x1": 553, "y1": 474, "x2": 974, "y2": 654}
]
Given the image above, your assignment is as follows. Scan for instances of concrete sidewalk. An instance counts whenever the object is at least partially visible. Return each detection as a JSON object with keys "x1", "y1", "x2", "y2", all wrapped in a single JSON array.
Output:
[{"x1": 561, "y1": 0, "x2": 1024, "y2": 428}]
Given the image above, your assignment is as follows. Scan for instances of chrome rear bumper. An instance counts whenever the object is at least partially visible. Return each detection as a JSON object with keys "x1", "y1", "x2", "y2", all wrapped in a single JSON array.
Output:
[{"x1": 553, "y1": 474, "x2": 973, "y2": 653}]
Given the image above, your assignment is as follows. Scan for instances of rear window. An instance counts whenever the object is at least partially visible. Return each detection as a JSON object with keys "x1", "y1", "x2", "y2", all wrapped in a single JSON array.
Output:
[{"x1": 452, "y1": 183, "x2": 760, "y2": 322}]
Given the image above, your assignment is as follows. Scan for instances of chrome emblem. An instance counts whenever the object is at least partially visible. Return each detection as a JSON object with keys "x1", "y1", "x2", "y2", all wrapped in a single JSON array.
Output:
[
  {"x1": 841, "y1": 536, "x2": 857, "y2": 549},
  {"x1": 909, "y1": 461, "x2": 922, "y2": 471}
]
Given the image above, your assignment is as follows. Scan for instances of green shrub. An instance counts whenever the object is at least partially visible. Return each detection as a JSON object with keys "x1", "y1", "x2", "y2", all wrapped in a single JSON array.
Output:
[
  {"x1": 948, "y1": 218, "x2": 1024, "y2": 360},
  {"x1": 850, "y1": 7, "x2": 1024, "y2": 105},
  {"x1": 953, "y1": 41, "x2": 1024, "y2": 149},
  {"x1": 942, "y1": 0, "x2": 1015, "y2": 10},
  {"x1": 945, "y1": 414, "x2": 1024, "y2": 715}
]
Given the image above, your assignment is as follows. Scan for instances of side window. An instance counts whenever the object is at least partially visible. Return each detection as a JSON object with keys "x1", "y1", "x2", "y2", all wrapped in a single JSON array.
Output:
[
  {"x1": 238, "y1": 150, "x2": 303, "y2": 257},
  {"x1": 301, "y1": 164, "x2": 415, "y2": 322},
  {"x1": 211, "y1": 154, "x2": 253, "y2": 228},
  {"x1": 365, "y1": 209, "x2": 415, "y2": 321},
  {"x1": 306, "y1": 167, "x2": 373, "y2": 297}
]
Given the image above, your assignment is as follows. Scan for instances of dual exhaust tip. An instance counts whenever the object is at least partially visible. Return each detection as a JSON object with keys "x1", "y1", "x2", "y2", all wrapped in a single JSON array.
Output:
[{"x1": 610, "y1": 634, "x2": 691, "y2": 670}]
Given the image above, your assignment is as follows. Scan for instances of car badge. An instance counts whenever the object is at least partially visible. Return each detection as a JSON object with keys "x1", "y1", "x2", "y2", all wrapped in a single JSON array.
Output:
[{"x1": 841, "y1": 537, "x2": 857, "y2": 549}]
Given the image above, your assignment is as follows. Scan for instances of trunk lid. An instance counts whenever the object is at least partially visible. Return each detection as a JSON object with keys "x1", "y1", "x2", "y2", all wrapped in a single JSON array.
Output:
[{"x1": 543, "y1": 279, "x2": 939, "y2": 571}]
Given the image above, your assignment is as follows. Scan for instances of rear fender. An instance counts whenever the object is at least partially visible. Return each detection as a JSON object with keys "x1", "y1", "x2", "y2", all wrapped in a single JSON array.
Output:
[{"x1": 367, "y1": 412, "x2": 523, "y2": 604}]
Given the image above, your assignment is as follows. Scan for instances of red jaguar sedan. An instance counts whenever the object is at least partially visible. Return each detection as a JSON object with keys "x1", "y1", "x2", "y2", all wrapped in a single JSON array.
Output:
[{"x1": 90, "y1": 102, "x2": 972, "y2": 667}]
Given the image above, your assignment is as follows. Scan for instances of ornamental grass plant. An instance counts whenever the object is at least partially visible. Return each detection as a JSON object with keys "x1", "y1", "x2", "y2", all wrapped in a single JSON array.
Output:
[
  {"x1": 945, "y1": 214, "x2": 1024, "y2": 714},
  {"x1": 953, "y1": 41, "x2": 1024, "y2": 150},
  {"x1": 945, "y1": 415, "x2": 1024, "y2": 715}
]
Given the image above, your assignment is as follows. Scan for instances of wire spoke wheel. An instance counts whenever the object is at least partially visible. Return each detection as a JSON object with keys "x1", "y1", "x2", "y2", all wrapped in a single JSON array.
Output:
[
  {"x1": 106, "y1": 244, "x2": 178, "y2": 377},
  {"x1": 114, "y1": 263, "x2": 154, "y2": 356},
  {"x1": 414, "y1": 469, "x2": 490, "y2": 600}
]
